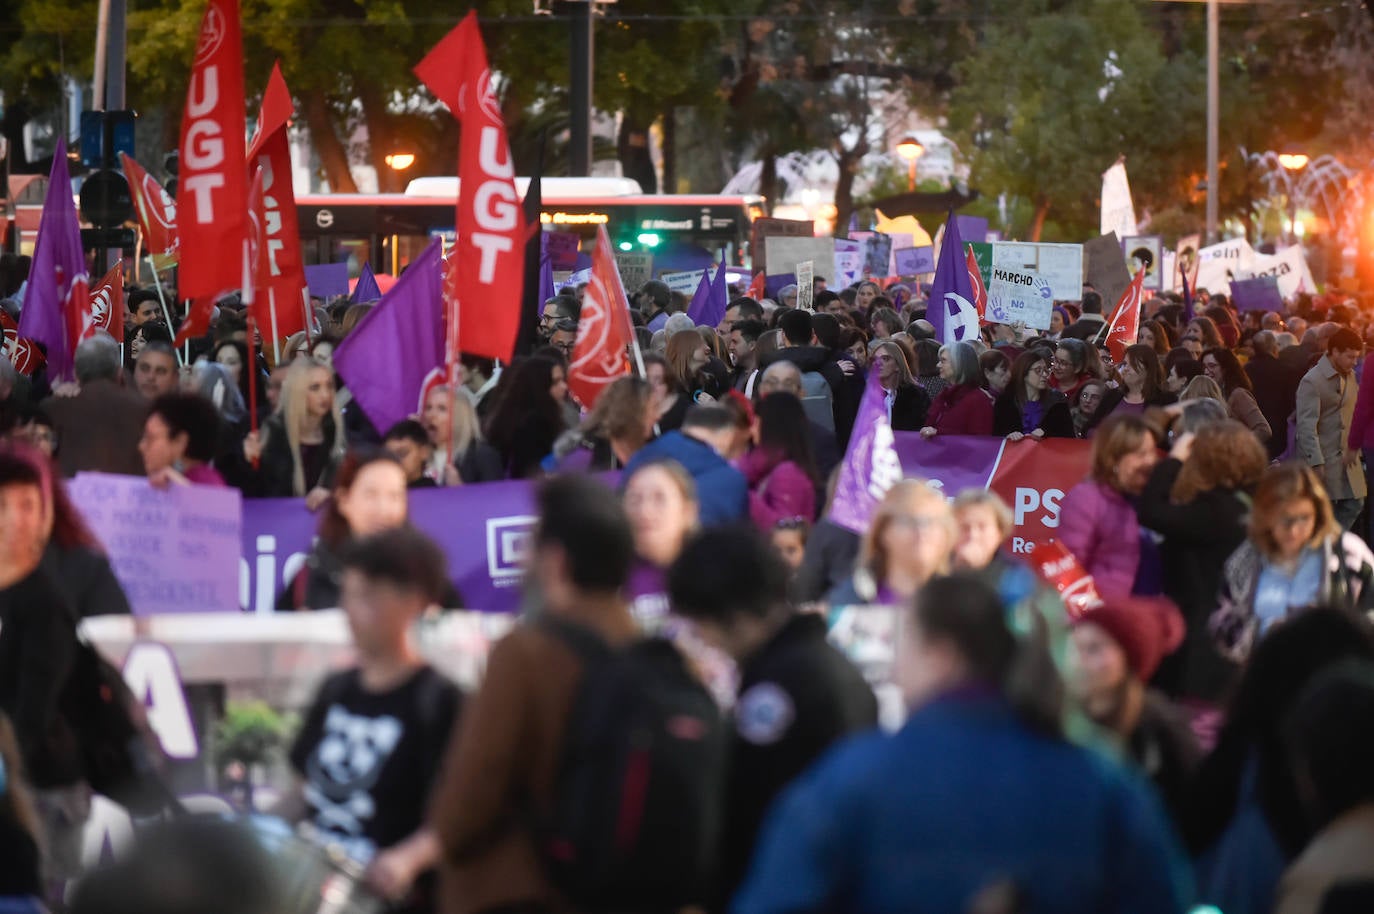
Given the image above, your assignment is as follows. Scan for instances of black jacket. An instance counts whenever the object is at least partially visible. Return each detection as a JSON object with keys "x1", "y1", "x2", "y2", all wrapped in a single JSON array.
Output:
[
  {"x1": 760, "y1": 346, "x2": 864, "y2": 447},
  {"x1": 993, "y1": 389, "x2": 1074, "y2": 438},
  {"x1": 45, "y1": 543, "x2": 132, "y2": 618},
  {"x1": 236, "y1": 413, "x2": 345, "y2": 498},
  {"x1": 1087, "y1": 388, "x2": 1176, "y2": 432},
  {"x1": 889, "y1": 383, "x2": 932, "y2": 433},
  {"x1": 790, "y1": 520, "x2": 861, "y2": 605},
  {"x1": 1246, "y1": 352, "x2": 1301, "y2": 459},
  {"x1": 454, "y1": 440, "x2": 505, "y2": 483},
  {"x1": 721, "y1": 613, "x2": 878, "y2": 903},
  {"x1": 1135, "y1": 458, "x2": 1246, "y2": 701},
  {"x1": 0, "y1": 568, "x2": 84, "y2": 788}
]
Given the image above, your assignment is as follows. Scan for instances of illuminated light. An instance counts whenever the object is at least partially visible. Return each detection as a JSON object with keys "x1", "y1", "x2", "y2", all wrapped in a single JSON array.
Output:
[
  {"x1": 549, "y1": 211, "x2": 610, "y2": 225},
  {"x1": 1278, "y1": 152, "x2": 1309, "y2": 171},
  {"x1": 384, "y1": 152, "x2": 416, "y2": 171},
  {"x1": 618, "y1": 241, "x2": 633, "y2": 252},
  {"x1": 636, "y1": 233, "x2": 661, "y2": 247},
  {"x1": 896, "y1": 135, "x2": 925, "y2": 162}
]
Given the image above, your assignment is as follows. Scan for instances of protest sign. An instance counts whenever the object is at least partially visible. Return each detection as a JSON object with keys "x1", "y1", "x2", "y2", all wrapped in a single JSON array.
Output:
[
  {"x1": 545, "y1": 231, "x2": 581, "y2": 271},
  {"x1": 986, "y1": 265, "x2": 1055, "y2": 330},
  {"x1": 764, "y1": 273, "x2": 798, "y2": 300},
  {"x1": 1083, "y1": 233, "x2": 1131, "y2": 311},
  {"x1": 1175, "y1": 234, "x2": 1202, "y2": 292},
  {"x1": 796, "y1": 261, "x2": 815, "y2": 311},
  {"x1": 1237, "y1": 245, "x2": 1315, "y2": 299},
  {"x1": 1195, "y1": 238, "x2": 1254, "y2": 296},
  {"x1": 1121, "y1": 235, "x2": 1165, "y2": 292},
  {"x1": 557, "y1": 268, "x2": 592, "y2": 294},
  {"x1": 765, "y1": 236, "x2": 834, "y2": 280},
  {"x1": 1229, "y1": 275, "x2": 1285, "y2": 312},
  {"x1": 893, "y1": 246, "x2": 936, "y2": 276},
  {"x1": 833, "y1": 238, "x2": 864, "y2": 288},
  {"x1": 863, "y1": 233, "x2": 893, "y2": 278},
  {"x1": 613, "y1": 252, "x2": 653, "y2": 291},
  {"x1": 966, "y1": 242, "x2": 994, "y2": 288},
  {"x1": 303, "y1": 262, "x2": 350, "y2": 299},
  {"x1": 69, "y1": 473, "x2": 242, "y2": 616},
  {"x1": 660, "y1": 269, "x2": 708, "y2": 295},
  {"x1": 992, "y1": 242, "x2": 1083, "y2": 301},
  {"x1": 751, "y1": 217, "x2": 814, "y2": 276}
]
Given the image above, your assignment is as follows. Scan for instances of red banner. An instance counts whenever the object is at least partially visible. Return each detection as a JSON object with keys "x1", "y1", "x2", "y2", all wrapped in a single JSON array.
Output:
[
  {"x1": 414, "y1": 11, "x2": 524, "y2": 364},
  {"x1": 119, "y1": 154, "x2": 179, "y2": 271},
  {"x1": 245, "y1": 62, "x2": 307, "y2": 341},
  {"x1": 176, "y1": 0, "x2": 248, "y2": 302},
  {"x1": 569, "y1": 226, "x2": 634, "y2": 408},
  {"x1": 85, "y1": 262, "x2": 125, "y2": 343},
  {"x1": 985, "y1": 437, "x2": 1093, "y2": 556}
]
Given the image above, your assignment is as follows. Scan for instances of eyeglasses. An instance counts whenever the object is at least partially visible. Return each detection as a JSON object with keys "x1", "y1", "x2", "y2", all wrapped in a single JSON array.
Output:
[{"x1": 1028, "y1": 364, "x2": 1049, "y2": 376}]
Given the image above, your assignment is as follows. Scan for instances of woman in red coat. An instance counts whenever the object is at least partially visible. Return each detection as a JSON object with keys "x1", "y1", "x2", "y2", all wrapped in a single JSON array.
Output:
[{"x1": 920, "y1": 341, "x2": 995, "y2": 439}]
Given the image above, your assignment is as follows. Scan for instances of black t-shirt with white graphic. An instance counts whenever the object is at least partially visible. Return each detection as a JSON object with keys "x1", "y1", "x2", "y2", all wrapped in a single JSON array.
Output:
[{"x1": 290, "y1": 665, "x2": 461, "y2": 865}]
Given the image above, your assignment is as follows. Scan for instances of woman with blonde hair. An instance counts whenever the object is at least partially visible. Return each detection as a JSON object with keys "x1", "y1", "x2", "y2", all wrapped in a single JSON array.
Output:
[
  {"x1": 550, "y1": 376, "x2": 659, "y2": 471},
  {"x1": 420, "y1": 383, "x2": 502, "y2": 484},
  {"x1": 243, "y1": 358, "x2": 347, "y2": 505},
  {"x1": 1212, "y1": 464, "x2": 1374, "y2": 663},
  {"x1": 1179, "y1": 375, "x2": 1231, "y2": 414},
  {"x1": 623, "y1": 459, "x2": 700, "y2": 622},
  {"x1": 870, "y1": 341, "x2": 930, "y2": 431},
  {"x1": 658, "y1": 331, "x2": 719, "y2": 432},
  {"x1": 0, "y1": 713, "x2": 43, "y2": 903},
  {"x1": 825, "y1": 480, "x2": 955, "y2": 606},
  {"x1": 1138, "y1": 419, "x2": 1269, "y2": 704}
]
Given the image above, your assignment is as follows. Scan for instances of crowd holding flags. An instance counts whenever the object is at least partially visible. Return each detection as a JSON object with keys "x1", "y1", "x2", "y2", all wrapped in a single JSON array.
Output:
[
  {"x1": 1102, "y1": 268, "x2": 1147, "y2": 363},
  {"x1": 568, "y1": 224, "x2": 637, "y2": 409}
]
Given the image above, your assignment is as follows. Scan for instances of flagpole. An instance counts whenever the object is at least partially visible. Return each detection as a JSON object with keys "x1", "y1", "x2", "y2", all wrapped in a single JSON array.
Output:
[
  {"x1": 145, "y1": 257, "x2": 184, "y2": 367},
  {"x1": 269, "y1": 289, "x2": 282, "y2": 365}
]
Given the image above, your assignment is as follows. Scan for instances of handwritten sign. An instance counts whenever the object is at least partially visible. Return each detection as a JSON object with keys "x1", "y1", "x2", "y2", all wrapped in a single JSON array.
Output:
[
  {"x1": 796, "y1": 261, "x2": 815, "y2": 311},
  {"x1": 545, "y1": 231, "x2": 581, "y2": 271},
  {"x1": 893, "y1": 245, "x2": 936, "y2": 276},
  {"x1": 986, "y1": 266, "x2": 1054, "y2": 330},
  {"x1": 613, "y1": 252, "x2": 653, "y2": 292},
  {"x1": 660, "y1": 269, "x2": 708, "y2": 295},
  {"x1": 69, "y1": 473, "x2": 243, "y2": 616},
  {"x1": 992, "y1": 242, "x2": 1083, "y2": 301}
]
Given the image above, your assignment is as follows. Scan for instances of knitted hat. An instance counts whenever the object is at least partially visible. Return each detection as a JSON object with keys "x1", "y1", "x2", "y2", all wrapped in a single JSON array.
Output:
[{"x1": 1074, "y1": 596, "x2": 1184, "y2": 681}]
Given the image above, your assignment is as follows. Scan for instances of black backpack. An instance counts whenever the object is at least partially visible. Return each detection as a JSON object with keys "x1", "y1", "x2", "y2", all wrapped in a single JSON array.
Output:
[
  {"x1": 538, "y1": 619, "x2": 726, "y2": 912},
  {"x1": 58, "y1": 634, "x2": 177, "y2": 816}
]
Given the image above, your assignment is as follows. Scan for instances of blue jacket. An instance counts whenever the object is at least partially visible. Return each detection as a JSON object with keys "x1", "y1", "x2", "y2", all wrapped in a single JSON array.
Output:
[
  {"x1": 623, "y1": 431, "x2": 748, "y2": 526},
  {"x1": 732, "y1": 690, "x2": 1194, "y2": 914}
]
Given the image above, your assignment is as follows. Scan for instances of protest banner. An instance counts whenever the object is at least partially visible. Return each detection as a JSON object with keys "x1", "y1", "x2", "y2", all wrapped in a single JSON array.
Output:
[
  {"x1": 765, "y1": 236, "x2": 834, "y2": 280},
  {"x1": 558, "y1": 267, "x2": 593, "y2": 294},
  {"x1": 986, "y1": 265, "x2": 1055, "y2": 330},
  {"x1": 1100, "y1": 160, "x2": 1137, "y2": 240},
  {"x1": 660, "y1": 269, "x2": 708, "y2": 295},
  {"x1": 992, "y1": 242, "x2": 1083, "y2": 301},
  {"x1": 1083, "y1": 232, "x2": 1131, "y2": 311},
  {"x1": 1195, "y1": 238, "x2": 1254, "y2": 296},
  {"x1": 833, "y1": 238, "x2": 864, "y2": 288},
  {"x1": 796, "y1": 261, "x2": 815, "y2": 311},
  {"x1": 1237, "y1": 245, "x2": 1316, "y2": 299},
  {"x1": 613, "y1": 252, "x2": 652, "y2": 291},
  {"x1": 1121, "y1": 235, "x2": 1164, "y2": 292},
  {"x1": 303, "y1": 262, "x2": 350, "y2": 299},
  {"x1": 545, "y1": 231, "x2": 581, "y2": 271},
  {"x1": 893, "y1": 246, "x2": 936, "y2": 276},
  {"x1": 1230, "y1": 275, "x2": 1285, "y2": 312},
  {"x1": 70, "y1": 473, "x2": 243, "y2": 616},
  {"x1": 751, "y1": 217, "x2": 814, "y2": 276}
]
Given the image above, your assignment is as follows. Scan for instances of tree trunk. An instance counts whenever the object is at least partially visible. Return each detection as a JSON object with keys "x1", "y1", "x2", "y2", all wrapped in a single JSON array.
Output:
[
  {"x1": 617, "y1": 114, "x2": 657, "y2": 193},
  {"x1": 833, "y1": 136, "x2": 867, "y2": 239},
  {"x1": 660, "y1": 108, "x2": 676, "y2": 194},
  {"x1": 359, "y1": 89, "x2": 401, "y2": 193},
  {"x1": 301, "y1": 89, "x2": 358, "y2": 194},
  {"x1": 759, "y1": 147, "x2": 777, "y2": 215},
  {"x1": 1029, "y1": 197, "x2": 1051, "y2": 241}
]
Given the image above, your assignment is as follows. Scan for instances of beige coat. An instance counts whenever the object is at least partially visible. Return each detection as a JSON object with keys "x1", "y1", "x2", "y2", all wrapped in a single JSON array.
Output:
[
  {"x1": 1273, "y1": 804, "x2": 1374, "y2": 914},
  {"x1": 1296, "y1": 356, "x2": 1366, "y2": 501}
]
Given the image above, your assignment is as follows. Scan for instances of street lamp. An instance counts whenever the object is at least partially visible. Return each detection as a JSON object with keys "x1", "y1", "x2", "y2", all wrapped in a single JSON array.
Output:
[
  {"x1": 1280, "y1": 149, "x2": 1308, "y2": 245},
  {"x1": 896, "y1": 135, "x2": 924, "y2": 192},
  {"x1": 385, "y1": 152, "x2": 416, "y2": 171}
]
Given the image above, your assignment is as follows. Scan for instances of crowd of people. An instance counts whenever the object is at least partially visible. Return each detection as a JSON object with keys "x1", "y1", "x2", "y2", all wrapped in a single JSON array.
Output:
[{"x1": 3, "y1": 247, "x2": 1374, "y2": 913}]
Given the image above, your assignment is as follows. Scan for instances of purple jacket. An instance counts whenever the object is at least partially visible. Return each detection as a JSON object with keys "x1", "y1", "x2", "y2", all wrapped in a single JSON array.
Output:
[
  {"x1": 741, "y1": 449, "x2": 817, "y2": 531},
  {"x1": 1058, "y1": 480, "x2": 1141, "y2": 599},
  {"x1": 1348, "y1": 360, "x2": 1374, "y2": 452}
]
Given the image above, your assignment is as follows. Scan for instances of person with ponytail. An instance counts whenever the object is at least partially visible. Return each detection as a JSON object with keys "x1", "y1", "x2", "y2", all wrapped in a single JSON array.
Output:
[{"x1": 733, "y1": 573, "x2": 1193, "y2": 914}]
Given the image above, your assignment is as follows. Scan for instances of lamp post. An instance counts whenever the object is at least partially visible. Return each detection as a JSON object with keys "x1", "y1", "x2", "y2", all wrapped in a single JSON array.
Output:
[
  {"x1": 896, "y1": 135, "x2": 924, "y2": 192},
  {"x1": 1280, "y1": 151, "x2": 1309, "y2": 246}
]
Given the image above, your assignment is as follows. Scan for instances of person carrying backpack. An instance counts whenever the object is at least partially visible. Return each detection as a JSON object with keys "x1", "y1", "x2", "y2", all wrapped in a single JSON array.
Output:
[
  {"x1": 667, "y1": 526, "x2": 879, "y2": 905},
  {"x1": 430, "y1": 476, "x2": 725, "y2": 914}
]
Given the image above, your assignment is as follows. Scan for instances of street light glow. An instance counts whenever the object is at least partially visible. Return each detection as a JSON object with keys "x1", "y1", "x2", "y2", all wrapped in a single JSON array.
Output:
[
  {"x1": 1278, "y1": 152, "x2": 1309, "y2": 171},
  {"x1": 895, "y1": 135, "x2": 925, "y2": 162},
  {"x1": 385, "y1": 152, "x2": 416, "y2": 170}
]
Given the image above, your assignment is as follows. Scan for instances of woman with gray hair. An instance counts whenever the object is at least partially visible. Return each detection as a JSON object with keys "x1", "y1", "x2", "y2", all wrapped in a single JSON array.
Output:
[{"x1": 919, "y1": 341, "x2": 994, "y2": 437}]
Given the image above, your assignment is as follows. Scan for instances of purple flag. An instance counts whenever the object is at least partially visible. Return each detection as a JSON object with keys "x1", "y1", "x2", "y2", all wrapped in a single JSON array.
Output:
[
  {"x1": 304, "y1": 262, "x2": 350, "y2": 299},
  {"x1": 19, "y1": 138, "x2": 89, "y2": 382},
  {"x1": 1181, "y1": 269, "x2": 1195, "y2": 325},
  {"x1": 539, "y1": 234, "x2": 556, "y2": 306},
  {"x1": 350, "y1": 262, "x2": 382, "y2": 303},
  {"x1": 686, "y1": 258, "x2": 727, "y2": 327},
  {"x1": 830, "y1": 365, "x2": 904, "y2": 534},
  {"x1": 333, "y1": 238, "x2": 444, "y2": 434},
  {"x1": 927, "y1": 210, "x2": 979, "y2": 345}
]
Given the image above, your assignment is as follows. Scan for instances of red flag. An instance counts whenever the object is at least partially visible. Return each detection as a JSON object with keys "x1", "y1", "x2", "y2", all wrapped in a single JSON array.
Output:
[
  {"x1": 245, "y1": 62, "x2": 307, "y2": 340},
  {"x1": 119, "y1": 154, "x2": 179, "y2": 271},
  {"x1": 1104, "y1": 269, "x2": 1147, "y2": 364},
  {"x1": 176, "y1": 0, "x2": 248, "y2": 302},
  {"x1": 964, "y1": 245, "x2": 988, "y2": 324},
  {"x1": 568, "y1": 225, "x2": 634, "y2": 409},
  {"x1": 414, "y1": 11, "x2": 524, "y2": 364},
  {"x1": 85, "y1": 262, "x2": 126, "y2": 343},
  {"x1": 0, "y1": 312, "x2": 44, "y2": 376},
  {"x1": 747, "y1": 271, "x2": 766, "y2": 300}
]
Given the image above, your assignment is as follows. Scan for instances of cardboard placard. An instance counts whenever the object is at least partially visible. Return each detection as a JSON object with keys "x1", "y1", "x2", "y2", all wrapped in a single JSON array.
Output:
[
  {"x1": 991, "y1": 242, "x2": 1084, "y2": 301},
  {"x1": 613, "y1": 252, "x2": 653, "y2": 292},
  {"x1": 1083, "y1": 232, "x2": 1131, "y2": 312},
  {"x1": 1121, "y1": 235, "x2": 1165, "y2": 292},
  {"x1": 660, "y1": 269, "x2": 707, "y2": 295},
  {"x1": 833, "y1": 238, "x2": 864, "y2": 289},
  {"x1": 796, "y1": 261, "x2": 815, "y2": 311},
  {"x1": 751, "y1": 217, "x2": 814, "y2": 276},
  {"x1": 986, "y1": 266, "x2": 1055, "y2": 330},
  {"x1": 765, "y1": 236, "x2": 834, "y2": 281}
]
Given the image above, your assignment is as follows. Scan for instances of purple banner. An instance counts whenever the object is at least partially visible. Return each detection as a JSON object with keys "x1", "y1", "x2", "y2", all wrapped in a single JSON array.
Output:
[
  {"x1": 304, "y1": 262, "x2": 350, "y2": 299},
  {"x1": 891, "y1": 433, "x2": 1004, "y2": 495},
  {"x1": 241, "y1": 480, "x2": 541, "y2": 614}
]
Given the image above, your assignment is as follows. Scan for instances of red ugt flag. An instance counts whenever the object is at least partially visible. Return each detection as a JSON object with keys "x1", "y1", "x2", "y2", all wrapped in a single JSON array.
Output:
[
  {"x1": 84, "y1": 262, "x2": 126, "y2": 344},
  {"x1": 414, "y1": 11, "x2": 524, "y2": 365},
  {"x1": 119, "y1": 153, "x2": 179, "y2": 271},
  {"x1": 245, "y1": 62, "x2": 308, "y2": 340},
  {"x1": 176, "y1": 0, "x2": 248, "y2": 303},
  {"x1": 568, "y1": 225, "x2": 634, "y2": 409},
  {"x1": 1104, "y1": 268, "x2": 1147, "y2": 364}
]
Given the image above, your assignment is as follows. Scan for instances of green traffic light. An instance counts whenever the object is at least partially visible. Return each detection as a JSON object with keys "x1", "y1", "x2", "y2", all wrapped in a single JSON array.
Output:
[{"x1": 636, "y1": 233, "x2": 661, "y2": 248}]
